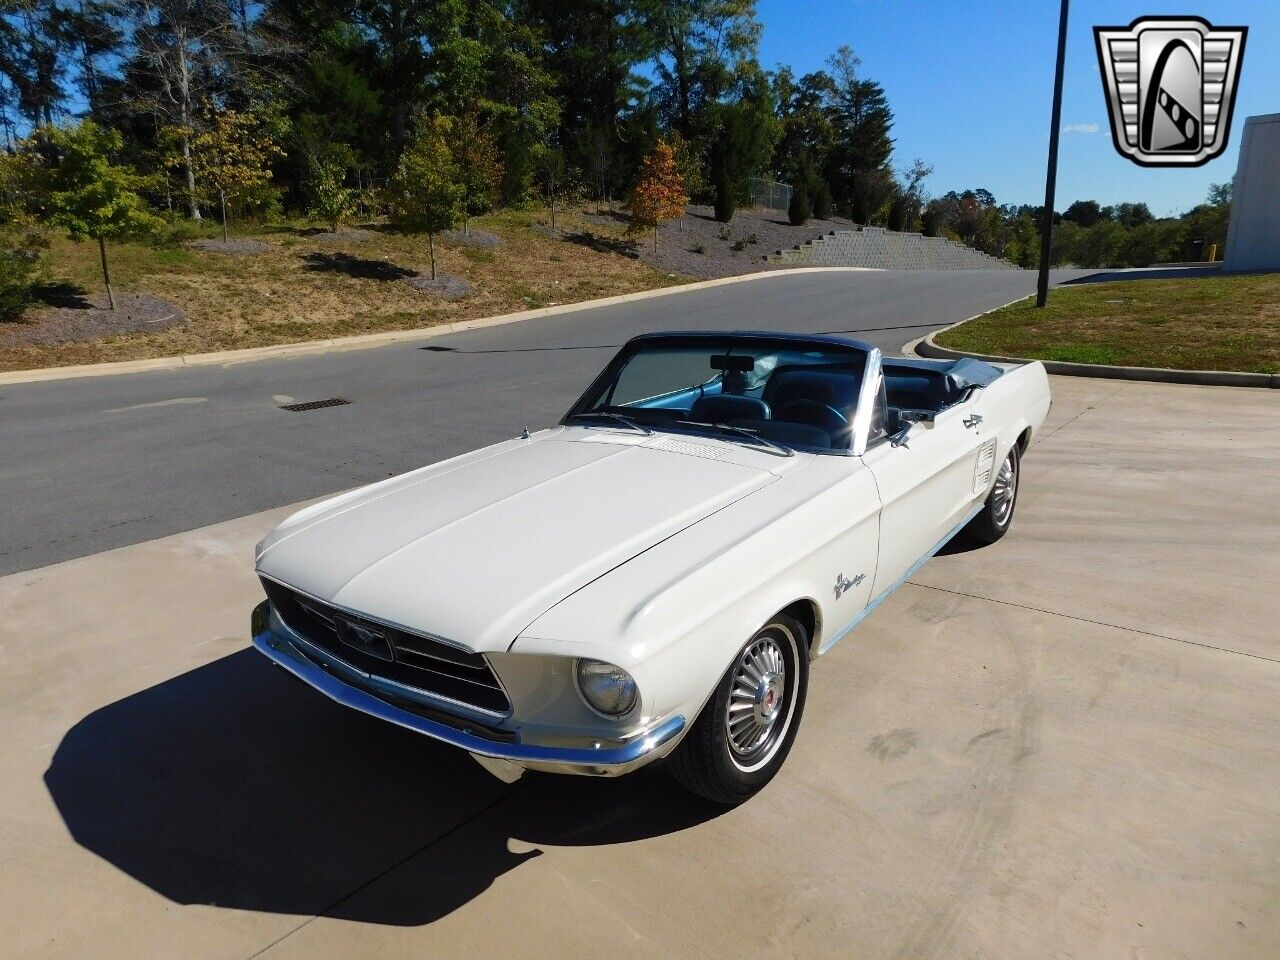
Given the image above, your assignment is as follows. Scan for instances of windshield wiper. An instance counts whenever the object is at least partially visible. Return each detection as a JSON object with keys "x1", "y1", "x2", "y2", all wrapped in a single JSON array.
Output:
[
  {"x1": 676, "y1": 420, "x2": 794, "y2": 457},
  {"x1": 566, "y1": 411, "x2": 654, "y2": 435}
]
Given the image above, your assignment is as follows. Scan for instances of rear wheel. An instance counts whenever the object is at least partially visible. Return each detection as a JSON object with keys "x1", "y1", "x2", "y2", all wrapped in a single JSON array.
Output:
[
  {"x1": 964, "y1": 444, "x2": 1020, "y2": 545},
  {"x1": 669, "y1": 614, "x2": 809, "y2": 804}
]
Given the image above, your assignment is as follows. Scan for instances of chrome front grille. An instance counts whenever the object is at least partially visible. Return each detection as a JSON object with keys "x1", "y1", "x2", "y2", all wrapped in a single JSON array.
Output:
[{"x1": 261, "y1": 579, "x2": 510, "y2": 716}]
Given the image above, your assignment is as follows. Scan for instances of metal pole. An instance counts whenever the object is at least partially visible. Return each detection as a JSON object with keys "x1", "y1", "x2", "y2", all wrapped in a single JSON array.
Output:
[{"x1": 1037, "y1": 0, "x2": 1070, "y2": 308}]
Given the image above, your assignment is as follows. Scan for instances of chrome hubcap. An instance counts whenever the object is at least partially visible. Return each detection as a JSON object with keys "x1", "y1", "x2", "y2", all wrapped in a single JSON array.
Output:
[
  {"x1": 992, "y1": 452, "x2": 1017, "y2": 525},
  {"x1": 727, "y1": 636, "x2": 787, "y2": 760}
]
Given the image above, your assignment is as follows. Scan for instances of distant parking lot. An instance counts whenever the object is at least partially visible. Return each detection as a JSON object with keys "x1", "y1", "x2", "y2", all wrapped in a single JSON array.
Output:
[{"x1": 1, "y1": 375, "x2": 1277, "y2": 959}]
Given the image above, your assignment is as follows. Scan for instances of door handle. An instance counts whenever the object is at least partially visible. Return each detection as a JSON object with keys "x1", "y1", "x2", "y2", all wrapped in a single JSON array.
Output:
[{"x1": 963, "y1": 413, "x2": 984, "y2": 430}]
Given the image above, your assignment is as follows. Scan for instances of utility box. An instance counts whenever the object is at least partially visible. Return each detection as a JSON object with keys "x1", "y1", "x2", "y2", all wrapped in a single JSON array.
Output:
[{"x1": 1224, "y1": 113, "x2": 1280, "y2": 272}]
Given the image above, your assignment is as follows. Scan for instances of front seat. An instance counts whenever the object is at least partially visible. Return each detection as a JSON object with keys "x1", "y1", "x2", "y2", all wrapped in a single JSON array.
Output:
[{"x1": 689, "y1": 394, "x2": 771, "y2": 423}]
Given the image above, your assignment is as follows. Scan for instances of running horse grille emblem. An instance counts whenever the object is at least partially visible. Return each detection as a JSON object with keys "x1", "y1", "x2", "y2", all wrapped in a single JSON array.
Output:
[
  {"x1": 1094, "y1": 17, "x2": 1246, "y2": 167},
  {"x1": 335, "y1": 616, "x2": 395, "y2": 661}
]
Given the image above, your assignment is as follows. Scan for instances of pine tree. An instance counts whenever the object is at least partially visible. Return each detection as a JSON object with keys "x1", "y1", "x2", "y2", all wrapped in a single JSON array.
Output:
[
  {"x1": 630, "y1": 140, "x2": 687, "y2": 249},
  {"x1": 787, "y1": 179, "x2": 810, "y2": 226}
]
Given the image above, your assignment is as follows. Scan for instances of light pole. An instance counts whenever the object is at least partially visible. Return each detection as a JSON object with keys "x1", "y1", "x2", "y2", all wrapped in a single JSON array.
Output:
[{"x1": 1037, "y1": 0, "x2": 1070, "y2": 308}]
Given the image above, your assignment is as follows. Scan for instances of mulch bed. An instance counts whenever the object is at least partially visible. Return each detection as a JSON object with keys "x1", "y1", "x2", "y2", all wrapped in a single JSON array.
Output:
[
  {"x1": 402, "y1": 272, "x2": 474, "y2": 300},
  {"x1": 0, "y1": 293, "x2": 185, "y2": 347},
  {"x1": 189, "y1": 238, "x2": 273, "y2": 255},
  {"x1": 304, "y1": 227, "x2": 377, "y2": 244},
  {"x1": 583, "y1": 204, "x2": 858, "y2": 279},
  {"x1": 442, "y1": 228, "x2": 503, "y2": 248}
]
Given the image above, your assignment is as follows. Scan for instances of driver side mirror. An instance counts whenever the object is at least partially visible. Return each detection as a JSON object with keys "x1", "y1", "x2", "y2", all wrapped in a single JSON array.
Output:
[{"x1": 889, "y1": 409, "x2": 934, "y2": 448}]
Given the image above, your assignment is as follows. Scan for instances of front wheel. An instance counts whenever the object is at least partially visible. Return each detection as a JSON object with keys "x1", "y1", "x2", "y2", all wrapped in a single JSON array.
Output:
[
  {"x1": 668, "y1": 614, "x2": 809, "y2": 804},
  {"x1": 964, "y1": 443, "x2": 1020, "y2": 545}
]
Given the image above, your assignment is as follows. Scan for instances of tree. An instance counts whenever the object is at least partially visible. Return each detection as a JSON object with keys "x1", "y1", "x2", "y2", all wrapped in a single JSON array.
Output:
[
  {"x1": 190, "y1": 107, "x2": 284, "y2": 242},
  {"x1": 629, "y1": 139, "x2": 687, "y2": 248},
  {"x1": 386, "y1": 114, "x2": 464, "y2": 280},
  {"x1": 450, "y1": 110, "x2": 503, "y2": 233},
  {"x1": 531, "y1": 141, "x2": 565, "y2": 229},
  {"x1": 0, "y1": 149, "x2": 48, "y2": 320},
  {"x1": 1062, "y1": 199, "x2": 1103, "y2": 227},
  {"x1": 37, "y1": 120, "x2": 159, "y2": 309},
  {"x1": 824, "y1": 45, "x2": 893, "y2": 214},
  {"x1": 302, "y1": 142, "x2": 358, "y2": 233},
  {"x1": 787, "y1": 176, "x2": 810, "y2": 225},
  {"x1": 0, "y1": 0, "x2": 69, "y2": 128},
  {"x1": 641, "y1": 0, "x2": 761, "y2": 137}
]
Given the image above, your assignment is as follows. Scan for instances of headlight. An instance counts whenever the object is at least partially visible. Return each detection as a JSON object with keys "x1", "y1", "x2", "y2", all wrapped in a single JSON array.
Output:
[{"x1": 574, "y1": 659, "x2": 638, "y2": 717}]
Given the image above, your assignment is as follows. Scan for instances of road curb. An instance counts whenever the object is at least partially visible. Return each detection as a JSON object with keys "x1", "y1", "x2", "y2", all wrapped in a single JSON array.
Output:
[
  {"x1": 905, "y1": 299, "x2": 1280, "y2": 390},
  {"x1": 0, "y1": 267, "x2": 879, "y2": 386}
]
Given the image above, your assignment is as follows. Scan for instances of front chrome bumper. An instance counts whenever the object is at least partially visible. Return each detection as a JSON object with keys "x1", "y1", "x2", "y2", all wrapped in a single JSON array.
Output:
[{"x1": 252, "y1": 615, "x2": 685, "y2": 777}]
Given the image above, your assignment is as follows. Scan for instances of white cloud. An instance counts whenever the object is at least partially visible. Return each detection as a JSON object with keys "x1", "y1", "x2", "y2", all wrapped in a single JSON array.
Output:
[{"x1": 1063, "y1": 122, "x2": 1100, "y2": 134}]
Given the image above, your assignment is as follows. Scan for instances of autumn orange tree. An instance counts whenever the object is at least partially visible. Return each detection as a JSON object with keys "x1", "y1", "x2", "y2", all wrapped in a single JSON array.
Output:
[{"x1": 630, "y1": 141, "x2": 688, "y2": 250}]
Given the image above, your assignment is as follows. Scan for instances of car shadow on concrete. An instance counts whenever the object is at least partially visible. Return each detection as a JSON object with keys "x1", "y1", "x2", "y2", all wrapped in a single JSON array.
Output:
[{"x1": 44, "y1": 648, "x2": 724, "y2": 926}]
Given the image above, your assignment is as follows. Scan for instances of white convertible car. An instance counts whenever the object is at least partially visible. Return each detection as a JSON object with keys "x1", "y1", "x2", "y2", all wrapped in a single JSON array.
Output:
[{"x1": 252, "y1": 332, "x2": 1050, "y2": 803}]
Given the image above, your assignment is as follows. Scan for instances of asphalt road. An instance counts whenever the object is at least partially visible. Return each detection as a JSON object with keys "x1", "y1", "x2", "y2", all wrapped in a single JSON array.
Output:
[{"x1": 0, "y1": 268, "x2": 1080, "y2": 574}]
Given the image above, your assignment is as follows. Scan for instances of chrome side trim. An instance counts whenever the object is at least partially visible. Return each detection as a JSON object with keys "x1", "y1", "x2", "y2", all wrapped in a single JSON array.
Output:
[
  {"x1": 254, "y1": 629, "x2": 686, "y2": 770},
  {"x1": 850, "y1": 348, "x2": 884, "y2": 456},
  {"x1": 818, "y1": 501, "x2": 985, "y2": 654}
]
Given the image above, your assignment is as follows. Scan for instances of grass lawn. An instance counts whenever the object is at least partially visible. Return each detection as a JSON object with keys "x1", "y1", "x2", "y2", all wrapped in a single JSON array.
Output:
[
  {"x1": 0, "y1": 205, "x2": 681, "y2": 372},
  {"x1": 936, "y1": 272, "x2": 1280, "y2": 374}
]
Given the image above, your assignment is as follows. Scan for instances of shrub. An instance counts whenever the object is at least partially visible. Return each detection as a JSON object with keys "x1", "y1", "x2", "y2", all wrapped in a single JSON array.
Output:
[
  {"x1": 731, "y1": 238, "x2": 747, "y2": 251},
  {"x1": 746, "y1": 232, "x2": 759, "y2": 244},
  {"x1": 713, "y1": 165, "x2": 736, "y2": 223},
  {"x1": 811, "y1": 178, "x2": 834, "y2": 220},
  {"x1": 718, "y1": 225, "x2": 732, "y2": 241},
  {"x1": 690, "y1": 242, "x2": 706, "y2": 254},
  {"x1": 788, "y1": 181, "x2": 812, "y2": 225},
  {"x1": 0, "y1": 226, "x2": 47, "y2": 321}
]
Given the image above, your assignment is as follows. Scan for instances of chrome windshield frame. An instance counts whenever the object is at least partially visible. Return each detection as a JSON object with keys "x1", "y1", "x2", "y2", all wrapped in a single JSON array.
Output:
[{"x1": 850, "y1": 347, "x2": 883, "y2": 456}]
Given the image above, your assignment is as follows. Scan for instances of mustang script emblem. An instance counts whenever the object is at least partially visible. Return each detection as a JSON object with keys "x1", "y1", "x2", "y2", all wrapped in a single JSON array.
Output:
[
  {"x1": 834, "y1": 572, "x2": 865, "y2": 600},
  {"x1": 1094, "y1": 16, "x2": 1247, "y2": 167}
]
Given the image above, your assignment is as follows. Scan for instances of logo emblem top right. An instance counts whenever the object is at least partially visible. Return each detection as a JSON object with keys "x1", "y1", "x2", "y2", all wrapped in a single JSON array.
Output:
[{"x1": 1095, "y1": 16, "x2": 1247, "y2": 167}]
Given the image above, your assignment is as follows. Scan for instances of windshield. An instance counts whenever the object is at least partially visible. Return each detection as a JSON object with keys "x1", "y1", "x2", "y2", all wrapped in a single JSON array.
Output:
[{"x1": 565, "y1": 337, "x2": 871, "y2": 454}]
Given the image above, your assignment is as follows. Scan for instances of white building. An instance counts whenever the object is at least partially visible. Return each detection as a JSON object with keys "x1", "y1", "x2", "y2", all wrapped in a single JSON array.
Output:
[{"x1": 1224, "y1": 113, "x2": 1280, "y2": 272}]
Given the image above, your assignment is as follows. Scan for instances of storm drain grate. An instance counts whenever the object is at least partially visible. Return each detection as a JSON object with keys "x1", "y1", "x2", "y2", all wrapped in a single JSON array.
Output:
[{"x1": 279, "y1": 397, "x2": 351, "y2": 412}]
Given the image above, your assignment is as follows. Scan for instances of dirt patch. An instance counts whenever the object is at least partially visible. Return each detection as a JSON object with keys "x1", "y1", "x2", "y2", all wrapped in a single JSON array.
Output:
[
  {"x1": 402, "y1": 273, "x2": 474, "y2": 300},
  {"x1": 190, "y1": 239, "x2": 273, "y2": 255},
  {"x1": 584, "y1": 204, "x2": 857, "y2": 279},
  {"x1": 443, "y1": 229, "x2": 503, "y2": 248},
  {"x1": 0, "y1": 293, "x2": 184, "y2": 347}
]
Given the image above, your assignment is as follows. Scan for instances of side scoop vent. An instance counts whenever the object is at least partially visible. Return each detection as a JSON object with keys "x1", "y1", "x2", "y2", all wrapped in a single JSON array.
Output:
[{"x1": 973, "y1": 438, "x2": 998, "y2": 494}]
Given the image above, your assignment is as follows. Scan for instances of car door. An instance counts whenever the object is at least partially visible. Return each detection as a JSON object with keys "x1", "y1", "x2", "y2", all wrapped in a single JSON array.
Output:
[{"x1": 860, "y1": 396, "x2": 993, "y2": 598}]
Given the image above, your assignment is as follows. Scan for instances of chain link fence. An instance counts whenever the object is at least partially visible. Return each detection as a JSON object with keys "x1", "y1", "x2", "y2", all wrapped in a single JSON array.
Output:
[{"x1": 749, "y1": 176, "x2": 792, "y2": 211}]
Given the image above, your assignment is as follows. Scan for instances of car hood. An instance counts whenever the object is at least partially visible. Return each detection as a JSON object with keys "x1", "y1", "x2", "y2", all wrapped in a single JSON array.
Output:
[{"x1": 256, "y1": 431, "x2": 781, "y2": 652}]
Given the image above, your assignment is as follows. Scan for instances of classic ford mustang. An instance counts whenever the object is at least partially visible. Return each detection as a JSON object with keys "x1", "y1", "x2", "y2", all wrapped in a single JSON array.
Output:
[{"x1": 252, "y1": 331, "x2": 1050, "y2": 803}]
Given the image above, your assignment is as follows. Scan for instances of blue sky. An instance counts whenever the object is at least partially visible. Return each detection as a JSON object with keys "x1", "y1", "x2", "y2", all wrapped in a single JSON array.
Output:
[{"x1": 755, "y1": 0, "x2": 1278, "y2": 216}]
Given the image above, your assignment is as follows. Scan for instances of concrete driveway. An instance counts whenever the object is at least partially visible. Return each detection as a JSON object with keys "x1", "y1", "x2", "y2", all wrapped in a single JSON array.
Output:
[{"x1": 1, "y1": 376, "x2": 1277, "y2": 959}]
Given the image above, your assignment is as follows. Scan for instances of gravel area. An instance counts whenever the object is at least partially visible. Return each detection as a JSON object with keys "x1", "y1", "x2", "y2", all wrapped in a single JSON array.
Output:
[
  {"x1": 0, "y1": 293, "x2": 184, "y2": 346},
  {"x1": 189, "y1": 238, "x2": 273, "y2": 255},
  {"x1": 584, "y1": 204, "x2": 858, "y2": 279},
  {"x1": 443, "y1": 228, "x2": 503, "y2": 248},
  {"x1": 402, "y1": 272, "x2": 474, "y2": 300}
]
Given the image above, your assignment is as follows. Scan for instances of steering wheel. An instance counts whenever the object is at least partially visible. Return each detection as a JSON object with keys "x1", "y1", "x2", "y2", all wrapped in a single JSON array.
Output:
[{"x1": 774, "y1": 399, "x2": 849, "y2": 436}]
